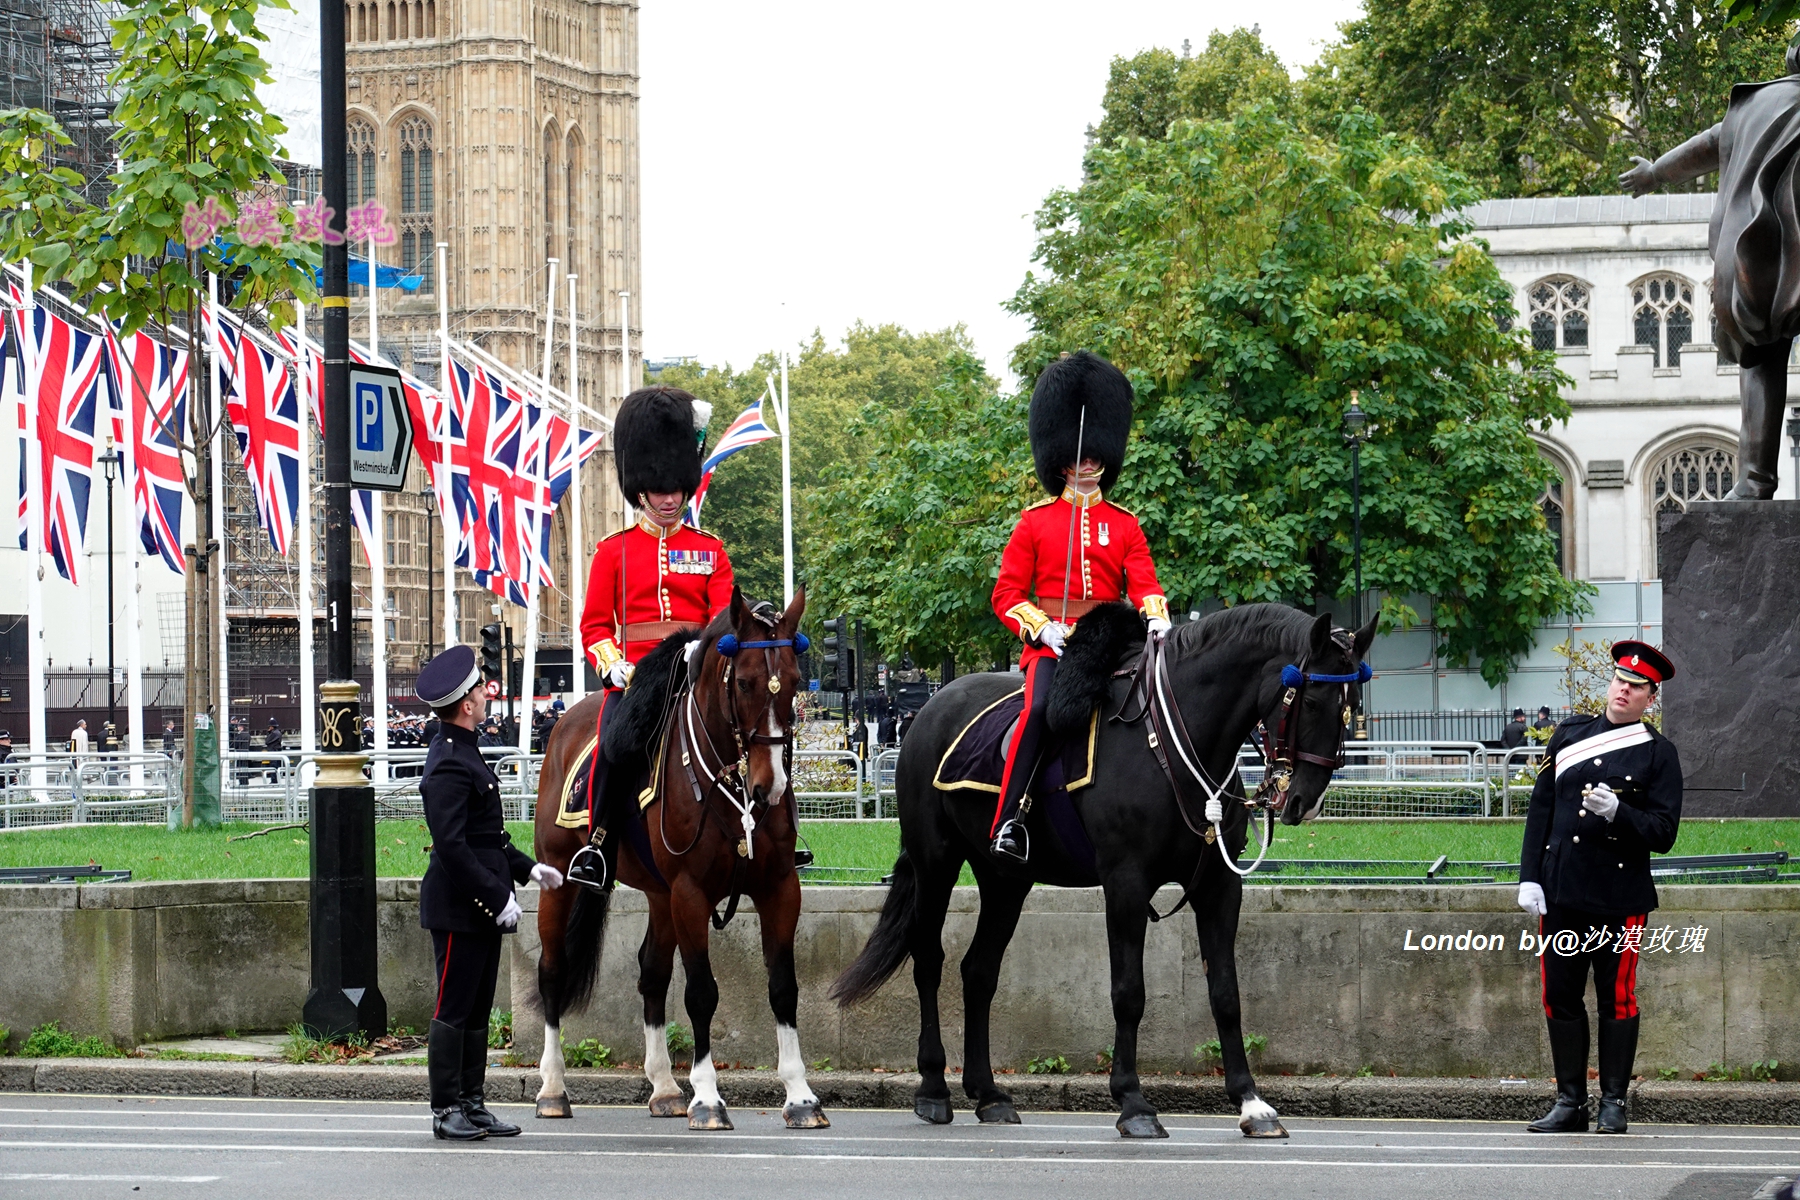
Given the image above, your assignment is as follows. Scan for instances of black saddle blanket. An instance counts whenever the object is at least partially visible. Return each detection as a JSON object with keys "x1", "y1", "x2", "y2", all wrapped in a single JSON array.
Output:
[{"x1": 933, "y1": 688, "x2": 1098, "y2": 796}]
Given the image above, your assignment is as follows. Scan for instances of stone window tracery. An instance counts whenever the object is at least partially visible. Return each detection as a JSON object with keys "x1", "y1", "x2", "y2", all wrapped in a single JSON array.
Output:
[
  {"x1": 1650, "y1": 442, "x2": 1736, "y2": 575},
  {"x1": 398, "y1": 116, "x2": 435, "y2": 293},
  {"x1": 345, "y1": 119, "x2": 378, "y2": 295},
  {"x1": 1526, "y1": 276, "x2": 1589, "y2": 353},
  {"x1": 1632, "y1": 274, "x2": 1695, "y2": 368},
  {"x1": 1539, "y1": 461, "x2": 1569, "y2": 575}
]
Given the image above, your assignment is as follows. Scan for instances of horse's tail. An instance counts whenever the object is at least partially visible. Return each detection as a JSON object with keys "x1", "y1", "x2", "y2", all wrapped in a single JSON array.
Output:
[
  {"x1": 557, "y1": 883, "x2": 613, "y2": 1015},
  {"x1": 828, "y1": 847, "x2": 917, "y2": 1007}
]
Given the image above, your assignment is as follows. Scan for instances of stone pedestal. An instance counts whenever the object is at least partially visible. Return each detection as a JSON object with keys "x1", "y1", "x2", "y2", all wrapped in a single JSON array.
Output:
[{"x1": 1660, "y1": 500, "x2": 1800, "y2": 817}]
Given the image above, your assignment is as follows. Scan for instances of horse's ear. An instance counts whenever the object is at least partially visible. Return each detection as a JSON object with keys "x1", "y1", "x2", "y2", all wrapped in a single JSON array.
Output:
[
  {"x1": 781, "y1": 585, "x2": 806, "y2": 629},
  {"x1": 1353, "y1": 612, "x2": 1378, "y2": 660},
  {"x1": 729, "y1": 586, "x2": 748, "y2": 625},
  {"x1": 1308, "y1": 612, "x2": 1334, "y2": 659}
]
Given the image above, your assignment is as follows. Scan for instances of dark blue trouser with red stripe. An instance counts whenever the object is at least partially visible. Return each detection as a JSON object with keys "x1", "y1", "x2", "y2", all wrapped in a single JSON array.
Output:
[
  {"x1": 431, "y1": 927, "x2": 504, "y2": 1032},
  {"x1": 1540, "y1": 906, "x2": 1647, "y2": 1021},
  {"x1": 992, "y1": 656, "x2": 1057, "y2": 837}
]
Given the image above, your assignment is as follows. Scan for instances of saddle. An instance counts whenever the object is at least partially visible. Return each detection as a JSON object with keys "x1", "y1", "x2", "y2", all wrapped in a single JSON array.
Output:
[{"x1": 553, "y1": 631, "x2": 694, "y2": 830}]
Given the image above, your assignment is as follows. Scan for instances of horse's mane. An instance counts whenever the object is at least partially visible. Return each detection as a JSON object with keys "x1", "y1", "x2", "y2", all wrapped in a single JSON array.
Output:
[
  {"x1": 687, "y1": 597, "x2": 782, "y2": 686},
  {"x1": 1166, "y1": 602, "x2": 1322, "y2": 662}
]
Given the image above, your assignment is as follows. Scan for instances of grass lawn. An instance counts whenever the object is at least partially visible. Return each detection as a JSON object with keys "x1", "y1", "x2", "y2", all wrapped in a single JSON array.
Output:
[{"x1": 1, "y1": 816, "x2": 1794, "y2": 883}]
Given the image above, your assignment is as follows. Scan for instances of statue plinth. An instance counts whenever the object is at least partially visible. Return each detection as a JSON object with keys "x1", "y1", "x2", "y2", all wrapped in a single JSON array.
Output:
[{"x1": 1660, "y1": 500, "x2": 1800, "y2": 816}]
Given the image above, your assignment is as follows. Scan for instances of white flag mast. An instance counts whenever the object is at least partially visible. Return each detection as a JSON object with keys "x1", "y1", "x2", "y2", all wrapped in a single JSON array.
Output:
[
  {"x1": 566, "y1": 271, "x2": 584, "y2": 705},
  {"x1": 366, "y1": 236, "x2": 388, "y2": 782},
  {"x1": 518, "y1": 258, "x2": 557, "y2": 757}
]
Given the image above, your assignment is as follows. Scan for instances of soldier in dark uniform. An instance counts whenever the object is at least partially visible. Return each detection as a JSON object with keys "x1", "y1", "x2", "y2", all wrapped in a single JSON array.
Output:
[
  {"x1": 416, "y1": 645, "x2": 565, "y2": 1140},
  {"x1": 1518, "y1": 641, "x2": 1682, "y2": 1135}
]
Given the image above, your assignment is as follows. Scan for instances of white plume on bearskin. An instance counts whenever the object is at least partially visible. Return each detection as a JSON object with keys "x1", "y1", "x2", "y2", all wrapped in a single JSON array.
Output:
[{"x1": 1027, "y1": 351, "x2": 1135, "y2": 495}]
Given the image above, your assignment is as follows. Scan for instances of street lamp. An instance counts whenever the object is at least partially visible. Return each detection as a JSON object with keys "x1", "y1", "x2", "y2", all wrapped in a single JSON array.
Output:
[
  {"x1": 98, "y1": 437, "x2": 122, "y2": 751},
  {"x1": 1342, "y1": 391, "x2": 1371, "y2": 631}
]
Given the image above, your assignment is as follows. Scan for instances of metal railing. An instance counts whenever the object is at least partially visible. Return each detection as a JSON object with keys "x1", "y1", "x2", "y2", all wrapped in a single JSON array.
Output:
[{"x1": 0, "y1": 752, "x2": 180, "y2": 828}]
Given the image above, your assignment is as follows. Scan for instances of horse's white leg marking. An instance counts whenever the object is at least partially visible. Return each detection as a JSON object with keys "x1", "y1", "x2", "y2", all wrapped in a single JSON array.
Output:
[
  {"x1": 776, "y1": 1023, "x2": 817, "y2": 1109},
  {"x1": 1241, "y1": 1095, "x2": 1278, "y2": 1123},
  {"x1": 644, "y1": 1022, "x2": 681, "y2": 1103},
  {"x1": 536, "y1": 1021, "x2": 566, "y2": 1100},
  {"x1": 763, "y1": 710, "x2": 788, "y2": 803},
  {"x1": 688, "y1": 1049, "x2": 724, "y2": 1110}
]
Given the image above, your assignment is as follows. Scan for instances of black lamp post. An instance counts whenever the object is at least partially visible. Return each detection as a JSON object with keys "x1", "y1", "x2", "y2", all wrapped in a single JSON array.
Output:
[
  {"x1": 1342, "y1": 391, "x2": 1371, "y2": 631},
  {"x1": 98, "y1": 437, "x2": 122, "y2": 749}
]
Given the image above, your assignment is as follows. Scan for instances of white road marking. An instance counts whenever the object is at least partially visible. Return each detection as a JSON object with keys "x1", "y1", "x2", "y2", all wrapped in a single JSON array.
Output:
[
  {"x1": 0, "y1": 1174, "x2": 221, "y2": 1182},
  {"x1": 2, "y1": 1140, "x2": 1799, "y2": 1170}
]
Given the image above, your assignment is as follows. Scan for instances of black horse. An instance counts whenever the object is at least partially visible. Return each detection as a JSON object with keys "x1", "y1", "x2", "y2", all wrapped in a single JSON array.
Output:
[{"x1": 831, "y1": 603, "x2": 1375, "y2": 1138}]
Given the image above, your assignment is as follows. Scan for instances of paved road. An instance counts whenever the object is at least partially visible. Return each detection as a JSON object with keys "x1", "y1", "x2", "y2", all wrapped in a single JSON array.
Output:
[{"x1": 0, "y1": 1093, "x2": 1795, "y2": 1199}]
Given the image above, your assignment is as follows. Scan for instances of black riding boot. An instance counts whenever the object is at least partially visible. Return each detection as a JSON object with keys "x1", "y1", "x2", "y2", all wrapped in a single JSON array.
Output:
[
  {"x1": 460, "y1": 1027, "x2": 520, "y2": 1136},
  {"x1": 1527, "y1": 1016, "x2": 1591, "y2": 1133},
  {"x1": 429, "y1": 1020, "x2": 487, "y2": 1140},
  {"x1": 990, "y1": 659, "x2": 1055, "y2": 863},
  {"x1": 1596, "y1": 1016, "x2": 1638, "y2": 1134}
]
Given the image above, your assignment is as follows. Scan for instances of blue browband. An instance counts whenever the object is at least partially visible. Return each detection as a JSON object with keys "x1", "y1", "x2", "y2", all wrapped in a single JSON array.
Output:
[
  {"x1": 716, "y1": 632, "x2": 810, "y2": 658},
  {"x1": 1281, "y1": 662, "x2": 1371, "y2": 687}
]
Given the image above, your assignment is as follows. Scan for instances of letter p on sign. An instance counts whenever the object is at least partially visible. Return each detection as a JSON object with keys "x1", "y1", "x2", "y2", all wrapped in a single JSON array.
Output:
[{"x1": 355, "y1": 381, "x2": 385, "y2": 452}]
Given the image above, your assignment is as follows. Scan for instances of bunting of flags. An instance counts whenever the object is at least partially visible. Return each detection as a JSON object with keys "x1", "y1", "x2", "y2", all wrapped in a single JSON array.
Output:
[
  {"x1": 3, "y1": 279, "x2": 606, "y2": 608},
  {"x1": 689, "y1": 393, "x2": 779, "y2": 523}
]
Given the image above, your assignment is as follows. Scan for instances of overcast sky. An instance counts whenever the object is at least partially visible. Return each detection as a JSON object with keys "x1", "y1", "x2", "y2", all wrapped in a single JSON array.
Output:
[{"x1": 638, "y1": 0, "x2": 1363, "y2": 382}]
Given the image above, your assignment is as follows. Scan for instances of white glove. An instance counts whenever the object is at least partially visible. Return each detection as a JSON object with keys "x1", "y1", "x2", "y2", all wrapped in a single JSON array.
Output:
[
  {"x1": 1147, "y1": 617, "x2": 1172, "y2": 636},
  {"x1": 496, "y1": 894, "x2": 522, "y2": 928},
  {"x1": 1037, "y1": 623, "x2": 1066, "y2": 657},
  {"x1": 683, "y1": 638, "x2": 702, "y2": 664},
  {"x1": 607, "y1": 660, "x2": 634, "y2": 689},
  {"x1": 1517, "y1": 882, "x2": 1546, "y2": 917},
  {"x1": 1582, "y1": 783, "x2": 1620, "y2": 822},
  {"x1": 530, "y1": 862, "x2": 564, "y2": 890},
  {"x1": 1205, "y1": 797, "x2": 1223, "y2": 824}
]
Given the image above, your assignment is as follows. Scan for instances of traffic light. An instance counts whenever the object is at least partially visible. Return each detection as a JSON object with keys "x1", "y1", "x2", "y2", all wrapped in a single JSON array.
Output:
[
  {"x1": 479, "y1": 623, "x2": 503, "y2": 682},
  {"x1": 820, "y1": 615, "x2": 848, "y2": 690}
]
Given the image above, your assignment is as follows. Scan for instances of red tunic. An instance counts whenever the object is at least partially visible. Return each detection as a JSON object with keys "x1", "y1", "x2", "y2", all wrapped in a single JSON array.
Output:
[
  {"x1": 579, "y1": 516, "x2": 736, "y2": 671},
  {"x1": 991, "y1": 489, "x2": 1169, "y2": 668}
]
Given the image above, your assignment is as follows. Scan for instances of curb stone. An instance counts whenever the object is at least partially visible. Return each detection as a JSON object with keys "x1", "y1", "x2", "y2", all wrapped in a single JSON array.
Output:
[{"x1": 5, "y1": 1060, "x2": 1800, "y2": 1125}]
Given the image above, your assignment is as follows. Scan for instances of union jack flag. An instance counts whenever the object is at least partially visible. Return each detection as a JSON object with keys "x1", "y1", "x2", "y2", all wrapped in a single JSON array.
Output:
[
  {"x1": 216, "y1": 320, "x2": 302, "y2": 557},
  {"x1": 446, "y1": 358, "x2": 529, "y2": 599},
  {"x1": 19, "y1": 308, "x2": 104, "y2": 584},
  {"x1": 688, "y1": 392, "x2": 778, "y2": 523},
  {"x1": 103, "y1": 327, "x2": 190, "y2": 574}
]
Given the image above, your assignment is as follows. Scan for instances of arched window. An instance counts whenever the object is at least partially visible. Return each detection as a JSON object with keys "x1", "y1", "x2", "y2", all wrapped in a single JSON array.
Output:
[
  {"x1": 1526, "y1": 276, "x2": 1589, "y2": 352},
  {"x1": 398, "y1": 116, "x2": 435, "y2": 293},
  {"x1": 354, "y1": 3, "x2": 364, "y2": 40},
  {"x1": 412, "y1": 0, "x2": 422, "y2": 36},
  {"x1": 385, "y1": 1, "x2": 395, "y2": 38},
  {"x1": 426, "y1": 0, "x2": 435, "y2": 36},
  {"x1": 565, "y1": 133, "x2": 580, "y2": 270},
  {"x1": 346, "y1": 119, "x2": 378, "y2": 294},
  {"x1": 1632, "y1": 274, "x2": 1696, "y2": 368},
  {"x1": 544, "y1": 125, "x2": 558, "y2": 264},
  {"x1": 1649, "y1": 441, "x2": 1736, "y2": 575},
  {"x1": 1539, "y1": 460, "x2": 1569, "y2": 575}
]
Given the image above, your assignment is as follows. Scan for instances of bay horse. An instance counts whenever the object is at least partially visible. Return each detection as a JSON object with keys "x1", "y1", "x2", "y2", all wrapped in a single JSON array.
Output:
[
  {"x1": 530, "y1": 587, "x2": 828, "y2": 1130},
  {"x1": 831, "y1": 603, "x2": 1375, "y2": 1138}
]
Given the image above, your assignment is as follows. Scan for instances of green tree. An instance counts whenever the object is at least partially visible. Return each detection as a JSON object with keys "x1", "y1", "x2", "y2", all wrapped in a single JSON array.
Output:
[
  {"x1": 655, "y1": 323, "x2": 983, "y2": 608},
  {"x1": 0, "y1": 0, "x2": 315, "y2": 824},
  {"x1": 1300, "y1": 0, "x2": 1793, "y2": 196},
  {"x1": 1009, "y1": 105, "x2": 1591, "y2": 683},
  {"x1": 1095, "y1": 28, "x2": 1294, "y2": 145}
]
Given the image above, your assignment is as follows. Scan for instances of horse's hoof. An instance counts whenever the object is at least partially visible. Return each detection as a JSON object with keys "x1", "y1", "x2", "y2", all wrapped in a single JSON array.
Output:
[
  {"x1": 1117, "y1": 1112, "x2": 1169, "y2": 1139},
  {"x1": 914, "y1": 1095, "x2": 954, "y2": 1125},
  {"x1": 535, "y1": 1094, "x2": 573, "y2": 1119},
  {"x1": 1239, "y1": 1115, "x2": 1290, "y2": 1139},
  {"x1": 688, "y1": 1101, "x2": 734, "y2": 1131},
  {"x1": 976, "y1": 1099, "x2": 1021, "y2": 1125},
  {"x1": 783, "y1": 1101, "x2": 830, "y2": 1129},
  {"x1": 648, "y1": 1092, "x2": 687, "y2": 1118}
]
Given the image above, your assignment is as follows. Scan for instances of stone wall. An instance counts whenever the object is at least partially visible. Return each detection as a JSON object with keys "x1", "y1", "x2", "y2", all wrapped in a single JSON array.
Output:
[{"x1": 3, "y1": 880, "x2": 1793, "y2": 1078}]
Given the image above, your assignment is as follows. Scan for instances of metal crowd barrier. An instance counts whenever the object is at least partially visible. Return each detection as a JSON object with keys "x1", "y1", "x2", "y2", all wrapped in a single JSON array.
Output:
[{"x1": 0, "y1": 752, "x2": 180, "y2": 828}]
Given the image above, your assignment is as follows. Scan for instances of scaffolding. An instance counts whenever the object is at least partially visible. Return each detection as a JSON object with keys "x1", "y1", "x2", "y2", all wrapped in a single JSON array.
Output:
[{"x1": 0, "y1": 0, "x2": 121, "y2": 205}]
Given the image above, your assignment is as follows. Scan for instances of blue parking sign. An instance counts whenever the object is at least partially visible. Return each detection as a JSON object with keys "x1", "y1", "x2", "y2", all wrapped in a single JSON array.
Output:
[{"x1": 355, "y1": 381, "x2": 385, "y2": 451}]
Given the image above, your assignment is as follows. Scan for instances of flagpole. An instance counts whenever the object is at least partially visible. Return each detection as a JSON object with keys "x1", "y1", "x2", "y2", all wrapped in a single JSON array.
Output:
[
  {"x1": 21, "y1": 263, "x2": 46, "y2": 789},
  {"x1": 519, "y1": 259, "x2": 556, "y2": 757},
  {"x1": 779, "y1": 352, "x2": 793, "y2": 607},
  {"x1": 296, "y1": 303, "x2": 316, "y2": 782},
  {"x1": 209, "y1": 273, "x2": 228, "y2": 751},
  {"x1": 120, "y1": 337, "x2": 146, "y2": 788},
  {"x1": 436, "y1": 240, "x2": 454, "y2": 650},
  {"x1": 366, "y1": 239, "x2": 388, "y2": 783},
  {"x1": 566, "y1": 271, "x2": 583, "y2": 705}
]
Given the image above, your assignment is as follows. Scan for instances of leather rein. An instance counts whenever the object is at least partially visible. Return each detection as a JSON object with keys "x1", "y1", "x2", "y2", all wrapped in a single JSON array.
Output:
[
  {"x1": 1117, "y1": 628, "x2": 1368, "y2": 912},
  {"x1": 659, "y1": 628, "x2": 801, "y2": 929}
]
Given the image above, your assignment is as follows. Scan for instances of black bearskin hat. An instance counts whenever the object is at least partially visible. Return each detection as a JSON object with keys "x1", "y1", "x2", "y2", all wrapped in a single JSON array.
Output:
[
  {"x1": 1027, "y1": 351, "x2": 1134, "y2": 495},
  {"x1": 614, "y1": 386, "x2": 709, "y2": 501}
]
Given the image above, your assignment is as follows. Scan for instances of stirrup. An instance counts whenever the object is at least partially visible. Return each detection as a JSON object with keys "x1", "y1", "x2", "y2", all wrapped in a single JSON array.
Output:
[
  {"x1": 567, "y1": 842, "x2": 610, "y2": 892},
  {"x1": 990, "y1": 820, "x2": 1029, "y2": 863}
]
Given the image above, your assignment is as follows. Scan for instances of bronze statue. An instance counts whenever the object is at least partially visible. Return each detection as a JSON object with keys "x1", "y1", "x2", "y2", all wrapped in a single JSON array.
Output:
[{"x1": 1621, "y1": 44, "x2": 1800, "y2": 500}]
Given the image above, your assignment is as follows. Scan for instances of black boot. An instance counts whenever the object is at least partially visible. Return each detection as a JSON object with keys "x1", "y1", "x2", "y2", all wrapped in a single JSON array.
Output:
[
  {"x1": 990, "y1": 818, "x2": 1029, "y2": 863},
  {"x1": 1596, "y1": 1016, "x2": 1638, "y2": 1134},
  {"x1": 1528, "y1": 1016, "x2": 1591, "y2": 1133},
  {"x1": 430, "y1": 1020, "x2": 487, "y2": 1140},
  {"x1": 460, "y1": 1027, "x2": 520, "y2": 1136}
]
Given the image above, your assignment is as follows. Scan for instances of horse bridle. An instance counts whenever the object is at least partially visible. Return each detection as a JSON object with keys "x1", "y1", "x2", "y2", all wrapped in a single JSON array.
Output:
[{"x1": 1250, "y1": 635, "x2": 1372, "y2": 811}]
